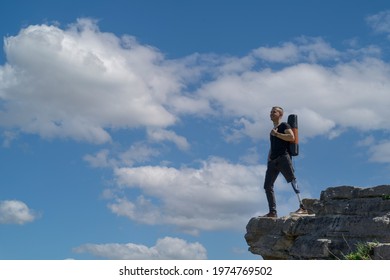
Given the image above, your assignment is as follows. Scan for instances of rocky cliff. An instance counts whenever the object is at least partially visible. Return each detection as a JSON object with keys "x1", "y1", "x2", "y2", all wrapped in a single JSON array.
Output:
[{"x1": 245, "y1": 185, "x2": 390, "y2": 260}]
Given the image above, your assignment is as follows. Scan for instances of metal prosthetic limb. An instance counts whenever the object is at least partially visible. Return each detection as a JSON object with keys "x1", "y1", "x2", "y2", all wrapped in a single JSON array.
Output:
[{"x1": 291, "y1": 179, "x2": 304, "y2": 208}]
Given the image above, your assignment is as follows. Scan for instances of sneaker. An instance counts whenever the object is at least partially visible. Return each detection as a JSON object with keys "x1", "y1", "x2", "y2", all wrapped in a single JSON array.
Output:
[
  {"x1": 290, "y1": 207, "x2": 313, "y2": 216},
  {"x1": 262, "y1": 212, "x2": 277, "y2": 218}
]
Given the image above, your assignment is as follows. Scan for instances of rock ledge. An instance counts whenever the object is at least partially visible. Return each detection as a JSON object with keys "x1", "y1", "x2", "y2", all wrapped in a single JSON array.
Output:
[{"x1": 245, "y1": 185, "x2": 390, "y2": 259}]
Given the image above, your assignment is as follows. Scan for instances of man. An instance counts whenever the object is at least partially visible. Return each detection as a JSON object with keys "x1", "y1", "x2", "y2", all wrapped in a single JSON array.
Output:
[{"x1": 262, "y1": 106, "x2": 307, "y2": 218}]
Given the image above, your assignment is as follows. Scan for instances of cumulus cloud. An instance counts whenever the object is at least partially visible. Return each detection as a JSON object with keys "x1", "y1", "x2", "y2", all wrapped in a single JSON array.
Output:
[
  {"x1": 0, "y1": 19, "x2": 191, "y2": 143},
  {"x1": 0, "y1": 200, "x2": 38, "y2": 224},
  {"x1": 198, "y1": 56, "x2": 390, "y2": 142},
  {"x1": 108, "y1": 157, "x2": 268, "y2": 234},
  {"x1": 105, "y1": 156, "x2": 305, "y2": 235},
  {"x1": 74, "y1": 236, "x2": 207, "y2": 259}
]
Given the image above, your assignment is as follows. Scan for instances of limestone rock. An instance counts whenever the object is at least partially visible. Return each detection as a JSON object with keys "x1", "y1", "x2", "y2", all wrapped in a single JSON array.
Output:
[{"x1": 245, "y1": 185, "x2": 390, "y2": 259}]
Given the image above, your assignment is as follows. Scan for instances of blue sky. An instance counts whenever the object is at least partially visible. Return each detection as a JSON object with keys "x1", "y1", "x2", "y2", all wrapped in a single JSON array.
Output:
[{"x1": 1, "y1": 0, "x2": 390, "y2": 260}]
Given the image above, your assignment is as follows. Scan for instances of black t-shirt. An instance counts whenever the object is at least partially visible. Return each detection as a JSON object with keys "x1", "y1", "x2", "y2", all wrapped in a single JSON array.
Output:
[{"x1": 269, "y1": 122, "x2": 291, "y2": 160}]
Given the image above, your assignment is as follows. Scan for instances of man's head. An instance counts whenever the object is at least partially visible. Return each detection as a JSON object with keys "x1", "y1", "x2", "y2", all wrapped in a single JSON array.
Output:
[{"x1": 270, "y1": 106, "x2": 284, "y2": 122}]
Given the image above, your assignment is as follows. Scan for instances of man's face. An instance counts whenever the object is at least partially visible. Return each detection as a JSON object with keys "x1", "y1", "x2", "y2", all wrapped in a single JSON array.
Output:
[{"x1": 270, "y1": 108, "x2": 282, "y2": 122}]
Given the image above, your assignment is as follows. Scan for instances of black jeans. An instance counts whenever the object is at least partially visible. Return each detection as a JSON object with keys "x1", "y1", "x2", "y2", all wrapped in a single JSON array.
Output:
[{"x1": 263, "y1": 154, "x2": 295, "y2": 213}]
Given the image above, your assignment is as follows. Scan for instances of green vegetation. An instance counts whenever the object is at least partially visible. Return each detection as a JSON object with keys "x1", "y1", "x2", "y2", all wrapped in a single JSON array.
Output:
[
  {"x1": 344, "y1": 242, "x2": 378, "y2": 260},
  {"x1": 382, "y1": 194, "x2": 390, "y2": 200}
]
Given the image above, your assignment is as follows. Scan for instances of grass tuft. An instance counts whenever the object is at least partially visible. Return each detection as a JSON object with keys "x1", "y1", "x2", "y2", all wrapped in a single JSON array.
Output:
[{"x1": 344, "y1": 242, "x2": 378, "y2": 260}]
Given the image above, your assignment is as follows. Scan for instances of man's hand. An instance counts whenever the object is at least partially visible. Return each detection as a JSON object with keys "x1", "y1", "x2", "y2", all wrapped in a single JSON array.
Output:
[{"x1": 272, "y1": 128, "x2": 295, "y2": 142}]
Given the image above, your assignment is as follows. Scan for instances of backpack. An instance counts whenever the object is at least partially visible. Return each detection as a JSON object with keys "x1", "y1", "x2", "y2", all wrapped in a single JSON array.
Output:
[{"x1": 287, "y1": 114, "x2": 299, "y2": 156}]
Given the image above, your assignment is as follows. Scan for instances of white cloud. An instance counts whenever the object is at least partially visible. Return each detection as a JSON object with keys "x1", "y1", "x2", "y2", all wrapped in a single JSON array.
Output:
[
  {"x1": 147, "y1": 128, "x2": 190, "y2": 150},
  {"x1": 253, "y1": 42, "x2": 300, "y2": 63},
  {"x1": 2, "y1": 130, "x2": 18, "y2": 147},
  {"x1": 368, "y1": 140, "x2": 390, "y2": 163},
  {"x1": 252, "y1": 37, "x2": 339, "y2": 63},
  {"x1": 84, "y1": 143, "x2": 160, "y2": 168},
  {"x1": 83, "y1": 149, "x2": 113, "y2": 168},
  {"x1": 366, "y1": 10, "x2": 390, "y2": 36},
  {"x1": 0, "y1": 200, "x2": 38, "y2": 224},
  {"x1": 118, "y1": 143, "x2": 161, "y2": 166},
  {"x1": 357, "y1": 135, "x2": 375, "y2": 147},
  {"x1": 109, "y1": 157, "x2": 266, "y2": 234},
  {"x1": 74, "y1": 236, "x2": 207, "y2": 260},
  {"x1": 0, "y1": 19, "x2": 185, "y2": 143},
  {"x1": 198, "y1": 56, "x2": 390, "y2": 141},
  {"x1": 84, "y1": 142, "x2": 161, "y2": 168},
  {"x1": 297, "y1": 108, "x2": 336, "y2": 139},
  {"x1": 106, "y1": 157, "x2": 309, "y2": 234}
]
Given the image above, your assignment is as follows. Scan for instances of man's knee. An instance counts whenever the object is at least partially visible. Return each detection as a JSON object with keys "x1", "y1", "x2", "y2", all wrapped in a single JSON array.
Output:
[
  {"x1": 286, "y1": 176, "x2": 296, "y2": 184},
  {"x1": 264, "y1": 184, "x2": 273, "y2": 192}
]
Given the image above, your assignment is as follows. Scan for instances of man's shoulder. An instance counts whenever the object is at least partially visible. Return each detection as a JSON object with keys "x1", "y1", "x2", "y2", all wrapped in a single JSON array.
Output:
[{"x1": 280, "y1": 122, "x2": 291, "y2": 129}]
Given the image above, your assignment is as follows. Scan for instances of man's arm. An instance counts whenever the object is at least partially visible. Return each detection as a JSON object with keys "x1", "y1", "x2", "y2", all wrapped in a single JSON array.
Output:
[{"x1": 271, "y1": 128, "x2": 295, "y2": 142}]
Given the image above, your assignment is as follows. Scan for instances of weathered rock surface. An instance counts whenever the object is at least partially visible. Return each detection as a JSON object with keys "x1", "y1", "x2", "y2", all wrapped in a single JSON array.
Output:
[{"x1": 245, "y1": 185, "x2": 390, "y2": 259}]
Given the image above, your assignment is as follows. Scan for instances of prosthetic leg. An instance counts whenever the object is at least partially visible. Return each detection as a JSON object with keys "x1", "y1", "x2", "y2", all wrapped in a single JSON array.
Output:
[{"x1": 291, "y1": 179, "x2": 304, "y2": 209}]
